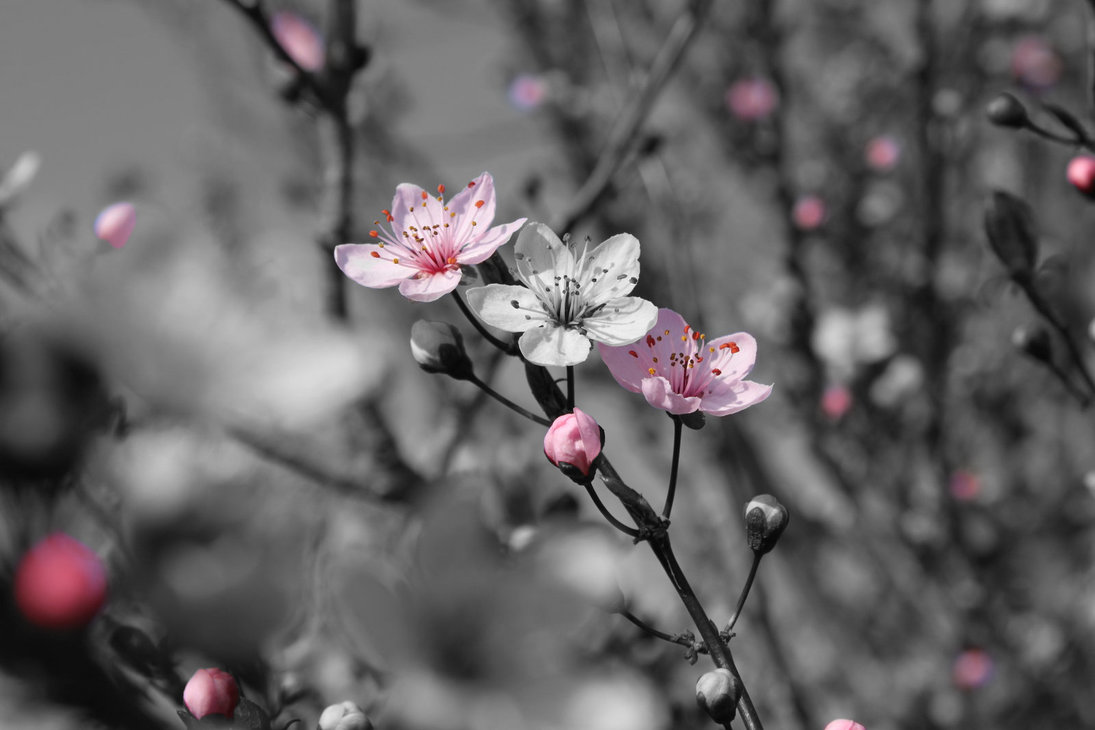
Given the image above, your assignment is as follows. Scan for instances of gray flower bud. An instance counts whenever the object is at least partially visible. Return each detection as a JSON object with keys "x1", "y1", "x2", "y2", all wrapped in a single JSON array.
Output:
[
  {"x1": 743, "y1": 494, "x2": 789, "y2": 555},
  {"x1": 985, "y1": 93, "x2": 1029, "y2": 129},
  {"x1": 696, "y1": 668, "x2": 741, "y2": 723},
  {"x1": 410, "y1": 321, "x2": 474, "y2": 380},
  {"x1": 318, "y1": 701, "x2": 372, "y2": 730}
]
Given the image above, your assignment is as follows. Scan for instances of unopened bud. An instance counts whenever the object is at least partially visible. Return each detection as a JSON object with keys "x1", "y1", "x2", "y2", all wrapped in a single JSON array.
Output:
[
  {"x1": 983, "y1": 190, "x2": 1038, "y2": 281},
  {"x1": 824, "y1": 720, "x2": 866, "y2": 730},
  {"x1": 743, "y1": 494, "x2": 789, "y2": 554},
  {"x1": 985, "y1": 92, "x2": 1029, "y2": 128},
  {"x1": 544, "y1": 408, "x2": 603, "y2": 483},
  {"x1": 410, "y1": 321, "x2": 474, "y2": 380},
  {"x1": 1068, "y1": 155, "x2": 1095, "y2": 198},
  {"x1": 1012, "y1": 325, "x2": 1052, "y2": 362},
  {"x1": 695, "y1": 668, "x2": 742, "y2": 723},
  {"x1": 183, "y1": 668, "x2": 239, "y2": 720},
  {"x1": 318, "y1": 701, "x2": 372, "y2": 730}
]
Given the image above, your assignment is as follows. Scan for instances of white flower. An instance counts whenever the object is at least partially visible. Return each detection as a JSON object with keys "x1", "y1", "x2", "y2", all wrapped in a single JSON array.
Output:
[{"x1": 466, "y1": 222, "x2": 657, "y2": 366}]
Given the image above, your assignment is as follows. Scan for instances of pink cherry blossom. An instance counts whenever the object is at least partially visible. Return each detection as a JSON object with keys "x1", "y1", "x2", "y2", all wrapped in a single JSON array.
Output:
[
  {"x1": 725, "y1": 78, "x2": 778, "y2": 121},
  {"x1": 94, "y1": 202, "x2": 136, "y2": 249},
  {"x1": 184, "y1": 667, "x2": 240, "y2": 719},
  {"x1": 598, "y1": 308, "x2": 772, "y2": 416},
  {"x1": 949, "y1": 470, "x2": 981, "y2": 501},
  {"x1": 271, "y1": 11, "x2": 325, "y2": 72},
  {"x1": 335, "y1": 172, "x2": 526, "y2": 303},
  {"x1": 15, "y1": 533, "x2": 107, "y2": 630},
  {"x1": 823, "y1": 721, "x2": 866, "y2": 730},
  {"x1": 792, "y1": 195, "x2": 826, "y2": 231},
  {"x1": 544, "y1": 408, "x2": 601, "y2": 476}
]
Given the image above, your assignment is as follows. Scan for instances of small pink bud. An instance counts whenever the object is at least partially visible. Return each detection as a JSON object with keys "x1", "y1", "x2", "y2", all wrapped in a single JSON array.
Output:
[
  {"x1": 93, "y1": 202, "x2": 136, "y2": 249},
  {"x1": 948, "y1": 470, "x2": 981, "y2": 502},
  {"x1": 1067, "y1": 156, "x2": 1095, "y2": 198},
  {"x1": 792, "y1": 195, "x2": 826, "y2": 231},
  {"x1": 544, "y1": 408, "x2": 602, "y2": 480},
  {"x1": 824, "y1": 720, "x2": 866, "y2": 730},
  {"x1": 865, "y1": 136, "x2": 900, "y2": 172},
  {"x1": 271, "y1": 11, "x2": 325, "y2": 72},
  {"x1": 725, "y1": 78, "x2": 778, "y2": 121},
  {"x1": 952, "y1": 648, "x2": 994, "y2": 690},
  {"x1": 1011, "y1": 35, "x2": 1061, "y2": 89},
  {"x1": 507, "y1": 74, "x2": 548, "y2": 111},
  {"x1": 15, "y1": 533, "x2": 107, "y2": 630},
  {"x1": 183, "y1": 668, "x2": 240, "y2": 720},
  {"x1": 820, "y1": 384, "x2": 852, "y2": 421}
]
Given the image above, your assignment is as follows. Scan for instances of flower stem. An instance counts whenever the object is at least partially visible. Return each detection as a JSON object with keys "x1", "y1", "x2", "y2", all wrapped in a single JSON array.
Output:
[
  {"x1": 566, "y1": 365, "x2": 576, "y2": 411},
  {"x1": 1024, "y1": 284, "x2": 1095, "y2": 401},
  {"x1": 724, "y1": 551, "x2": 762, "y2": 633},
  {"x1": 663, "y1": 415, "x2": 683, "y2": 519},
  {"x1": 452, "y1": 291, "x2": 515, "y2": 353},
  {"x1": 585, "y1": 482, "x2": 640, "y2": 537},
  {"x1": 618, "y1": 608, "x2": 705, "y2": 652},
  {"x1": 466, "y1": 373, "x2": 552, "y2": 426}
]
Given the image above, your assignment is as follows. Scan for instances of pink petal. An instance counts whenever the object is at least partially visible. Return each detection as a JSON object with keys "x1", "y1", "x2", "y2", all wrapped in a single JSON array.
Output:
[
  {"x1": 597, "y1": 341, "x2": 646, "y2": 393},
  {"x1": 94, "y1": 202, "x2": 136, "y2": 249},
  {"x1": 641, "y1": 376, "x2": 701, "y2": 415},
  {"x1": 457, "y1": 217, "x2": 527, "y2": 264},
  {"x1": 335, "y1": 244, "x2": 410, "y2": 288},
  {"x1": 446, "y1": 172, "x2": 496, "y2": 244},
  {"x1": 271, "y1": 12, "x2": 325, "y2": 72},
  {"x1": 705, "y1": 332, "x2": 758, "y2": 381},
  {"x1": 397, "y1": 269, "x2": 462, "y2": 302},
  {"x1": 389, "y1": 182, "x2": 432, "y2": 239},
  {"x1": 700, "y1": 380, "x2": 772, "y2": 416}
]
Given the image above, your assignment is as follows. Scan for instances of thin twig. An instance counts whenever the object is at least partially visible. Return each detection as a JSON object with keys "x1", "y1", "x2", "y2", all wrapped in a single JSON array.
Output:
[
  {"x1": 618, "y1": 609, "x2": 707, "y2": 653},
  {"x1": 662, "y1": 415, "x2": 683, "y2": 519},
  {"x1": 724, "y1": 552, "x2": 762, "y2": 633},
  {"x1": 467, "y1": 373, "x2": 552, "y2": 426},
  {"x1": 452, "y1": 290, "x2": 516, "y2": 353},
  {"x1": 551, "y1": 0, "x2": 715, "y2": 233},
  {"x1": 584, "y1": 482, "x2": 640, "y2": 538}
]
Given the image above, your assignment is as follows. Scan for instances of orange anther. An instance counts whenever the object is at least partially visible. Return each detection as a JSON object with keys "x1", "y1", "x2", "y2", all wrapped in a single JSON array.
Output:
[
  {"x1": 628, "y1": 350, "x2": 639, "y2": 358},
  {"x1": 421, "y1": 191, "x2": 428, "y2": 200},
  {"x1": 370, "y1": 251, "x2": 380, "y2": 258},
  {"x1": 438, "y1": 184, "x2": 446, "y2": 194},
  {"x1": 467, "y1": 181, "x2": 476, "y2": 188},
  {"x1": 369, "y1": 231, "x2": 379, "y2": 238},
  {"x1": 712, "y1": 368, "x2": 722, "y2": 376},
  {"x1": 475, "y1": 200, "x2": 485, "y2": 208}
]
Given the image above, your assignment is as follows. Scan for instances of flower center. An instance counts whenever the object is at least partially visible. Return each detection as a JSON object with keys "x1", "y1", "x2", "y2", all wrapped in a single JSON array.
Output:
[{"x1": 627, "y1": 323, "x2": 742, "y2": 397}]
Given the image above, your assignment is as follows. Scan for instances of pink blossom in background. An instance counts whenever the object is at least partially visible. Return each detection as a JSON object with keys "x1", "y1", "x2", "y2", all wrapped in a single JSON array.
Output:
[
  {"x1": 865, "y1": 136, "x2": 901, "y2": 172},
  {"x1": 93, "y1": 201, "x2": 136, "y2": 249},
  {"x1": 1011, "y1": 35, "x2": 1061, "y2": 89},
  {"x1": 952, "y1": 648, "x2": 994, "y2": 690},
  {"x1": 823, "y1": 721, "x2": 866, "y2": 730},
  {"x1": 335, "y1": 172, "x2": 526, "y2": 302},
  {"x1": 792, "y1": 195, "x2": 826, "y2": 230},
  {"x1": 948, "y1": 470, "x2": 981, "y2": 501},
  {"x1": 271, "y1": 11, "x2": 325, "y2": 72},
  {"x1": 821, "y1": 384, "x2": 852, "y2": 421},
  {"x1": 725, "y1": 78, "x2": 778, "y2": 121},
  {"x1": 14, "y1": 533, "x2": 108, "y2": 630},
  {"x1": 598, "y1": 308, "x2": 772, "y2": 416},
  {"x1": 507, "y1": 73, "x2": 548, "y2": 111},
  {"x1": 544, "y1": 408, "x2": 602, "y2": 476},
  {"x1": 184, "y1": 668, "x2": 240, "y2": 719},
  {"x1": 1067, "y1": 156, "x2": 1095, "y2": 197}
]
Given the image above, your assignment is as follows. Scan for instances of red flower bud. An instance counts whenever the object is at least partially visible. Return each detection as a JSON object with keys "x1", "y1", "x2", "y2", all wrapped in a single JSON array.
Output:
[
  {"x1": 14, "y1": 533, "x2": 107, "y2": 630},
  {"x1": 824, "y1": 721, "x2": 866, "y2": 730},
  {"x1": 1068, "y1": 156, "x2": 1095, "y2": 198},
  {"x1": 183, "y1": 668, "x2": 240, "y2": 720},
  {"x1": 544, "y1": 408, "x2": 602, "y2": 480}
]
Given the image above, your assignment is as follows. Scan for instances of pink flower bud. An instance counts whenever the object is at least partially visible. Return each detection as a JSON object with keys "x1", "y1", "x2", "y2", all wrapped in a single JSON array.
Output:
[
  {"x1": 508, "y1": 74, "x2": 548, "y2": 111},
  {"x1": 952, "y1": 648, "x2": 994, "y2": 690},
  {"x1": 271, "y1": 12, "x2": 325, "y2": 72},
  {"x1": 948, "y1": 470, "x2": 981, "y2": 502},
  {"x1": 93, "y1": 202, "x2": 136, "y2": 249},
  {"x1": 865, "y1": 136, "x2": 901, "y2": 172},
  {"x1": 544, "y1": 408, "x2": 602, "y2": 479},
  {"x1": 725, "y1": 78, "x2": 778, "y2": 121},
  {"x1": 820, "y1": 384, "x2": 852, "y2": 421},
  {"x1": 319, "y1": 701, "x2": 372, "y2": 730},
  {"x1": 1011, "y1": 35, "x2": 1061, "y2": 90},
  {"x1": 15, "y1": 533, "x2": 107, "y2": 630},
  {"x1": 183, "y1": 668, "x2": 240, "y2": 720},
  {"x1": 824, "y1": 720, "x2": 866, "y2": 730},
  {"x1": 792, "y1": 195, "x2": 826, "y2": 231},
  {"x1": 1068, "y1": 156, "x2": 1095, "y2": 198}
]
